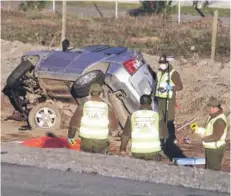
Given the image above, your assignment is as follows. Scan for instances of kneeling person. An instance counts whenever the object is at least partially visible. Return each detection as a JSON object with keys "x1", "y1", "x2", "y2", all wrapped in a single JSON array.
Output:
[
  {"x1": 120, "y1": 94, "x2": 162, "y2": 161},
  {"x1": 68, "y1": 83, "x2": 118, "y2": 153}
]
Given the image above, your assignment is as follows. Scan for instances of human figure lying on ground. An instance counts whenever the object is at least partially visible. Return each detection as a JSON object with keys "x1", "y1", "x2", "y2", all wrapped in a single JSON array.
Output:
[
  {"x1": 194, "y1": 97, "x2": 228, "y2": 171},
  {"x1": 120, "y1": 94, "x2": 165, "y2": 161},
  {"x1": 68, "y1": 83, "x2": 119, "y2": 154}
]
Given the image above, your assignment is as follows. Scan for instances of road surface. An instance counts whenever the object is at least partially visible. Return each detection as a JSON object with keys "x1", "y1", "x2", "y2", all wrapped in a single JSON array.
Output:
[
  {"x1": 2, "y1": 163, "x2": 228, "y2": 196},
  {"x1": 1, "y1": 2, "x2": 229, "y2": 26},
  {"x1": 48, "y1": 3, "x2": 229, "y2": 27}
]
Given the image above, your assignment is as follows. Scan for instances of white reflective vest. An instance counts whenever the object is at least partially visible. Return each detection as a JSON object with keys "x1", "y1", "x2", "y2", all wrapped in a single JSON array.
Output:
[
  {"x1": 202, "y1": 113, "x2": 228, "y2": 149},
  {"x1": 79, "y1": 101, "x2": 109, "y2": 140},
  {"x1": 131, "y1": 110, "x2": 161, "y2": 153},
  {"x1": 155, "y1": 69, "x2": 175, "y2": 99}
]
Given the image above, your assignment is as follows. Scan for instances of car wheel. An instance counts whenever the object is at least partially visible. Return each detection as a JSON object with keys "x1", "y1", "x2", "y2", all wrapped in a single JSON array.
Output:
[
  {"x1": 6, "y1": 60, "x2": 34, "y2": 88},
  {"x1": 71, "y1": 70, "x2": 105, "y2": 98},
  {"x1": 28, "y1": 102, "x2": 61, "y2": 131}
]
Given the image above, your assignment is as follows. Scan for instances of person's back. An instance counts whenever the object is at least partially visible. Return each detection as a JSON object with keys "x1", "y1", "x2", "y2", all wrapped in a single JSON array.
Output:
[
  {"x1": 68, "y1": 83, "x2": 118, "y2": 154},
  {"x1": 79, "y1": 99, "x2": 110, "y2": 153},
  {"x1": 120, "y1": 94, "x2": 162, "y2": 161},
  {"x1": 131, "y1": 109, "x2": 161, "y2": 160}
]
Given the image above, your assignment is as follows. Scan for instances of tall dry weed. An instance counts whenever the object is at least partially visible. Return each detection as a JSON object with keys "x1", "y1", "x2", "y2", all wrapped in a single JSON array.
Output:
[{"x1": 1, "y1": 9, "x2": 229, "y2": 60}]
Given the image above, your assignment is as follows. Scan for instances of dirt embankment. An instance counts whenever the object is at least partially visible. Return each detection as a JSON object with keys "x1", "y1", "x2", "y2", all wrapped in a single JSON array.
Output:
[{"x1": 1, "y1": 39, "x2": 230, "y2": 172}]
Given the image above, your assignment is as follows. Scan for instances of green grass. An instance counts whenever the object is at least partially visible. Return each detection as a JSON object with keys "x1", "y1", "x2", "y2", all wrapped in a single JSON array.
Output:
[
  {"x1": 47, "y1": 1, "x2": 140, "y2": 9},
  {"x1": 171, "y1": 6, "x2": 230, "y2": 17},
  {"x1": 47, "y1": 1, "x2": 230, "y2": 17}
]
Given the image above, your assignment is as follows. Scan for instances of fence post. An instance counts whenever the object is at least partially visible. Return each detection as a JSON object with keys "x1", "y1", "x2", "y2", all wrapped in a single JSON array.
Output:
[
  {"x1": 53, "y1": 0, "x2": 55, "y2": 14},
  {"x1": 211, "y1": 10, "x2": 218, "y2": 61},
  {"x1": 115, "y1": 1, "x2": 118, "y2": 18},
  {"x1": 61, "y1": 0, "x2": 67, "y2": 45},
  {"x1": 178, "y1": 1, "x2": 181, "y2": 24}
]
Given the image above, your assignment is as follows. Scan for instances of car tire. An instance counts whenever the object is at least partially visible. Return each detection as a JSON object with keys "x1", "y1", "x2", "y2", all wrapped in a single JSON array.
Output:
[
  {"x1": 6, "y1": 60, "x2": 34, "y2": 88},
  {"x1": 71, "y1": 70, "x2": 105, "y2": 98},
  {"x1": 28, "y1": 102, "x2": 61, "y2": 131}
]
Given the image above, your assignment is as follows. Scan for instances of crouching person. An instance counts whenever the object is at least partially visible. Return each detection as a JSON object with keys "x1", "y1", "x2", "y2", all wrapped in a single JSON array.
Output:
[
  {"x1": 68, "y1": 83, "x2": 119, "y2": 154},
  {"x1": 120, "y1": 94, "x2": 162, "y2": 161}
]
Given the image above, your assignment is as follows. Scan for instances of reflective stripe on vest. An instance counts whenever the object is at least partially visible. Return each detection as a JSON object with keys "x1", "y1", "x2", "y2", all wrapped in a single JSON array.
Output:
[
  {"x1": 202, "y1": 113, "x2": 228, "y2": 149},
  {"x1": 155, "y1": 69, "x2": 175, "y2": 99},
  {"x1": 131, "y1": 110, "x2": 161, "y2": 153},
  {"x1": 79, "y1": 101, "x2": 109, "y2": 140}
]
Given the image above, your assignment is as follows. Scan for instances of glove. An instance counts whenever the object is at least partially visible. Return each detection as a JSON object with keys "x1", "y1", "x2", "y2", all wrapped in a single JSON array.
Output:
[
  {"x1": 167, "y1": 85, "x2": 173, "y2": 91},
  {"x1": 194, "y1": 127, "x2": 206, "y2": 137},
  {"x1": 190, "y1": 122, "x2": 198, "y2": 132},
  {"x1": 68, "y1": 138, "x2": 76, "y2": 146},
  {"x1": 158, "y1": 87, "x2": 167, "y2": 93}
]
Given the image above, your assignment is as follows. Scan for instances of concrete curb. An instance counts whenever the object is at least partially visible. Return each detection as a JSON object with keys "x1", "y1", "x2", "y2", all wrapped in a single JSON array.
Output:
[{"x1": 1, "y1": 143, "x2": 230, "y2": 193}]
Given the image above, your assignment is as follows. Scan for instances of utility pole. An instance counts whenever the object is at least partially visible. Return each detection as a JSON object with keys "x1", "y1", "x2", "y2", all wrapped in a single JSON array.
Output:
[
  {"x1": 115, "y1": 1, "x2": 118, "y2": 18},
  {"x1": 61, "y1": 0, "x2": 67, "y2": 44},
  {"x1": 178, "y1": 1, "x2": 181, "y2": 24},
  {"x1": 53, "y1": 0, "x2": 55, "y2": 14},
  {"x1": 211, "y1": 10, "x2": 218, "y2": 61}
]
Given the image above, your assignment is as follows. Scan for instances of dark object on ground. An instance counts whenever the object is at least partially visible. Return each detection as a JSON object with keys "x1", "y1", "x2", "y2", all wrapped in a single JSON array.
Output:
[{"x1": 161, "y1": 138, "x2": 187, "y2": 161}]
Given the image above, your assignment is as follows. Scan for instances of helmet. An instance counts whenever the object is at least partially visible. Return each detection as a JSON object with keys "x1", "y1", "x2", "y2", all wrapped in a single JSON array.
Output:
[{"x1": 158, "y1": 54, "x2": 168, "y2": 64}]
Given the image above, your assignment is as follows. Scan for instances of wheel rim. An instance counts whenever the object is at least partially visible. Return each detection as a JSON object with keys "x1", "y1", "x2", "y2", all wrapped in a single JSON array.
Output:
[{"x1": 34, "y1": 107, "x2": 57, "y2": 129}]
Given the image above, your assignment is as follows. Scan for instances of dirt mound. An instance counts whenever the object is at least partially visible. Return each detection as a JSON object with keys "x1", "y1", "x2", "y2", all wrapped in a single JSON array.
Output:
[
  {"x1": 1, "y1": 39, "x2": 230, "y2": 124},
  {"x1": 1, "y1": 38, "x2": 230, "y2": 131},
  {"x1": 1, "y1": 39, "x2": 230, "y2": 172}
]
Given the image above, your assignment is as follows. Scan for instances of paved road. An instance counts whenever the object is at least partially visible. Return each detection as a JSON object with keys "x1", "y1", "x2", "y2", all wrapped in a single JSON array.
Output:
[
  {"x1": 48, "y1": 4, "x2": 229, "y2": 26},
  {"x1": 2, "y1": 163, "x2": 228, "y2": 196},
  {"x1": 1, "y1": 2, "x2": 229, "y2": 26}
]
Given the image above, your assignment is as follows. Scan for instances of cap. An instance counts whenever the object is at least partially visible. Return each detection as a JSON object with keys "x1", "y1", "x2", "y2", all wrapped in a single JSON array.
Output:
[
  {"x1": 89, "y1": 83, "x2": 102, "y2": 93},
  {"x1": 207, "y1": 97, "x2": 221, "y2": 107},
  {"x1": 158, "y1": 54, "x2": 168, "y2": 64}
]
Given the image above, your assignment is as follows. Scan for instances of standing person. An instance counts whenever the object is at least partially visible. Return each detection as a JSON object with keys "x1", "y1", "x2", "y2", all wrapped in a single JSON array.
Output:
[
  {"x1": 120, "y1": 94, "x2": 162, "y2": 161},
  {"x1": 155, "y1": 54, "x2": 183, "y2": 144},
  {"x1": 194, "y1": 97, "x2": 228, "y2": 171},
  {"x1": 68, "y1": 83, "x2": 119, "y2": 154}
]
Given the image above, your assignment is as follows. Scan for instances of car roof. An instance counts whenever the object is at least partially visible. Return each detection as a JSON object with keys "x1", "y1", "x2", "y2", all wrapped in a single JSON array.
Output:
[{"x1": 37, "y1": 45, "x2": 133, "y2": 74}]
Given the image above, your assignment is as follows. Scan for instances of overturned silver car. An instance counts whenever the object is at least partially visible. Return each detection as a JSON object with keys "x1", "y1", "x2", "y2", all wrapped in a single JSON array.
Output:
[{"x1": 3, "y1": 42, "x2": 157, "y2": 131}]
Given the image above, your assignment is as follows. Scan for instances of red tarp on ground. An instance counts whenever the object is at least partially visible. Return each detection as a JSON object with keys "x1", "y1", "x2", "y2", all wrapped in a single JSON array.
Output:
[{"x1": 22, "y1": 136, "x2": 81, "y2": 150}]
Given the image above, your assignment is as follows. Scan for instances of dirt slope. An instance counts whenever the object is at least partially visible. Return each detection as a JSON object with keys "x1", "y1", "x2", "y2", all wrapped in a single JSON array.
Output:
[{"x1": 1, "y1": 39, "x2": 230, "y2": 172}]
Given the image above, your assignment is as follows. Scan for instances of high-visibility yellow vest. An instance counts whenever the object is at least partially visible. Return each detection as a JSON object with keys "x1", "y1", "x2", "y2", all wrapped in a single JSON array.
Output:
[
  {"x1": 79, "y1": 101, "x2": 109, "y2": 140},
  {"x1": 203, "y1": 113, "x2": 228, "y2": 149},
  {"x1": 155, "y1": 69, "x2": 175, "y2": 99},
  {"x1": 131, "y1": 110, "x2": 161, "y2": 153}
]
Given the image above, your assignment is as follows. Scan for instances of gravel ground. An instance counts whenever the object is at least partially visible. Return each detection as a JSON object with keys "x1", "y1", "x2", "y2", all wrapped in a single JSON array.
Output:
[{"x1": 1, "y1": 142, "x2": 230, "y2": 194}]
